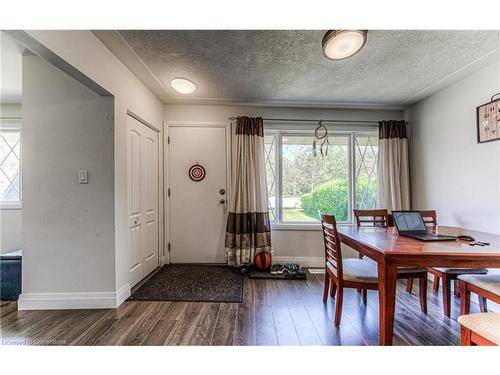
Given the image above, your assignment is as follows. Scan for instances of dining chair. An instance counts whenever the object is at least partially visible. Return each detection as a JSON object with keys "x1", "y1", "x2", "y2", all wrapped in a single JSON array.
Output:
[
  {"x1": 458, "y1": 274, "x2": 500, "y2": 316},
  {"x1": 421, "y1": 210, "x2": 489, "y2": 317},
  {"x1": 321, "y1": 214, "x2": 427, "y2": 327},
  {"x1": 353, "y1": 209, "x2": 390, "y2": 228},
  {"x1": 353, "y1": 209, "x2": 428, "y2": 300}
]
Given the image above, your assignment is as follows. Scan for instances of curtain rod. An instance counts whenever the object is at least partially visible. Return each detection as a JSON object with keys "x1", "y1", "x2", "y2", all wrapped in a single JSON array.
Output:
[{"x1": 227, "y1": 117, "x2": 389, "y2": 125}]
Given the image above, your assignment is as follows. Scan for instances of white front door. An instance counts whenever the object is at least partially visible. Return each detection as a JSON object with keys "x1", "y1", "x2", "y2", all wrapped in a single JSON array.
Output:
[
  {"x1": 127, "y1": 115, "x2": 159, "y2": 287},
  {"x1": 169, "y1": 126, "x2": 228, "y2": 263}
]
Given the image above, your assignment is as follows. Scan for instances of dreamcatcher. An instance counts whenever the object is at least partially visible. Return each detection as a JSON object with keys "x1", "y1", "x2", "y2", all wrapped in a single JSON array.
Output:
[{"x1": 313, "y1": 121, "x2": 330, "y2": 157}]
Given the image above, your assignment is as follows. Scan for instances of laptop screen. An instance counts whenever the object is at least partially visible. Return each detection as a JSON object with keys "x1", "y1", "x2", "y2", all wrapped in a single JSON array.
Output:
[{"x1": 392, "y1": 211, "x2": 427, "y2": 232}]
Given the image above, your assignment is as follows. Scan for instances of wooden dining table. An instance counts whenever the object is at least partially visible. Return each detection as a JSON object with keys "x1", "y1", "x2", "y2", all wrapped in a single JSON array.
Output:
[{"x1": 337, "y1": 225, "x2": 500, "y2": 346}]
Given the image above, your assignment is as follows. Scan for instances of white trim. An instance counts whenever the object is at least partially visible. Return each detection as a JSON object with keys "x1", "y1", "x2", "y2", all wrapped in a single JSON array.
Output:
[
  {"x1": 272, "y1": 223, "x2": 322, "y2": 231},
  {"x1": 115, "y1": 283, "x2": 131, "y2": 307},
  {"x1": 0, "y1": 202, "x2": 22, "y2": 209},
  {"x1": 272, "y1": 256, "x2": 324, "y2": 268},
  {"x1": 271, "y1": 223, "x2": 356, "y2": 231},
  {"x1": 17, "y1": 283, "x2": 131, "y2": 310}
]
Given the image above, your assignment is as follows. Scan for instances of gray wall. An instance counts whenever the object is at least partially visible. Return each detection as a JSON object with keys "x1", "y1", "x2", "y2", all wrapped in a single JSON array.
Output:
[
  {"x1": 406, "y1": 60, "x2": 500, "y2": 234},
  {"x1": 22, "y1": 55, "x2": 115, "y2": 294},
  {"x1": 0, "y1": 103, "x2": 22, "y2": 254},
  {"x1": 26, "y1": 31, "x2": 165, "y2": 293},
  {"x1": 165, "y1": 104, "x2": 404, "y2": 263}
]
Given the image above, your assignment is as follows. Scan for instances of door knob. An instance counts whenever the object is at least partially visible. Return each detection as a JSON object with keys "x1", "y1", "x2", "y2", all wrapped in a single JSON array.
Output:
[
  {"x1": 220, "y1": 199, "x2": 226, "y2": 204},
  {"x1": 219, "y1": 189, "x2": 225, "y2": 195}
]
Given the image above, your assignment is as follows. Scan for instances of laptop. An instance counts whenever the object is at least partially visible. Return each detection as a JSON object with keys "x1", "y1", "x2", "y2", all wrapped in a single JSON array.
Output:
[{"x1": 392, "y1": 211, "x2": 456, "y2": 241}]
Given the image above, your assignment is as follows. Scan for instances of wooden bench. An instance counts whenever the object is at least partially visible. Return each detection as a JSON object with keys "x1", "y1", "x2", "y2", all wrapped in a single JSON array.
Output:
[{"x1": 458, "y1": 313, "x2": 500, "y2": 346}]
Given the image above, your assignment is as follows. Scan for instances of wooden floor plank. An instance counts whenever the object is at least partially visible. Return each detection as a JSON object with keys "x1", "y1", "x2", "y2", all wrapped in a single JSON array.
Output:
[
  {"x1": 2, "y1": 269, "x2": 491, "y2": 346},
  {"x1": 210, "y1": 303, "x2": 238, "y2": 346},
  {"x1": 235, "y1": 278, "x2": 256, "y2": 346},
  {"x1": 188, "y1": 303, "x2": 221, "y2": 346}
]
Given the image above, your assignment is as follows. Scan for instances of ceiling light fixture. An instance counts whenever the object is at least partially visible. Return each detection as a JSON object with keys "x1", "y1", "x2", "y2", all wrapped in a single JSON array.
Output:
[
  {"x1": 322, "y1": 30, "x2": 368, "y2": 60},
  {"x1": 170, "y1": 78, "x2": 196, "y2": 94}
]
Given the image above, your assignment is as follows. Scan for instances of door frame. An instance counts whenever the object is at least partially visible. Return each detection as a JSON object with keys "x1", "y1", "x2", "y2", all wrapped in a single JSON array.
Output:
[
  {"x1": 165, "y1": 121, "x2": 232, "y2": 264},
  {"x1": 126, "y1": 111, "x2": 164, "y2": 275}
]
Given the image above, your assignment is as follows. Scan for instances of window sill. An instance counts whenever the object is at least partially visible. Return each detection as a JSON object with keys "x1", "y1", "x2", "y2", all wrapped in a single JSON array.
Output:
[
  {"x1": 271, "y1": 223, "x2": 355, "y2": 231},
  {"x1": 0, "y1": 203, "x2": 22, "y2": 210}
]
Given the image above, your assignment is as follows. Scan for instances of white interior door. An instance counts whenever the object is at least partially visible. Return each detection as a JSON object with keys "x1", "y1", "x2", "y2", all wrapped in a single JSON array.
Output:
[
  {"x1": 127, "y1": 115, "x2": 159, "y2": 287},
  {"x1": 169, "y1": 126, "x2": 228, "y2": 263}
]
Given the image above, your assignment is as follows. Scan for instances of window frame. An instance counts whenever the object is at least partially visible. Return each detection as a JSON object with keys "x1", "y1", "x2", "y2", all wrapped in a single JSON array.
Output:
[
  {"x1": 0, "y1": 120, "x2": 22, "y2": 210},
  {"x1": 265, "y1": 126, "x2": 378, "y2": 230}
]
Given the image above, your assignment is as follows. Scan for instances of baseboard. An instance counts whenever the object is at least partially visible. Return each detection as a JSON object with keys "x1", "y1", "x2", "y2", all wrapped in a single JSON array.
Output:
[
  {"x1": 115, "y1": 283, "x2": 131, "y2": 307},
  {"x1": 18, "y1": 283, "x2": 131, "y2": 310},
  {"x1": 272, "y1": 256, "x2": 324, "y2": 268}
]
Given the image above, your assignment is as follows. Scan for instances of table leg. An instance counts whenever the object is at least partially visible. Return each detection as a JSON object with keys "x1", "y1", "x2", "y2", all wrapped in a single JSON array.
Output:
[{"x1": 378, "y1": 263, "x2": 398, "y2": 346}]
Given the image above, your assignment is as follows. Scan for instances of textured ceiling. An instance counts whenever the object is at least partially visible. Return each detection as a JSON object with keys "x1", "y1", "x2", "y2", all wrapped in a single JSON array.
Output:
[{"x1": 116, "y1": 30, "x2": 500, "y2": 106}]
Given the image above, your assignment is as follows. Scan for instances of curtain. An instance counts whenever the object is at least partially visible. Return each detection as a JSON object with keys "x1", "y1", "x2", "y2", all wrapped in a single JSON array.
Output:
[
  {"x1": 225, "y1": 116, "x2": 273, "y2": 266},
  {"x1": 376, "y1": 120, "x2": 411, "y2": 211}
]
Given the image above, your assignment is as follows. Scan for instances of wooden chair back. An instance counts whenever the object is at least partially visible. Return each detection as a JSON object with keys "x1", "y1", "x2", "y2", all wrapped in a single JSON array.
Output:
[
  {"x1": 353, "y1": 209, "x2": 390, "y2": 228},
  {"x1": 321, "y1": 214, "x2": 343, "y2": 278},
  {"x1": 420, "y1": 210, "x2": 437, "y2": 227}
]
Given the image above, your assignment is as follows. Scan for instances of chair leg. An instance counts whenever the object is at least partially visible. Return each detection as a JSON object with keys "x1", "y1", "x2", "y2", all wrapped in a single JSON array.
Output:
[
  {"x1": 334, "y1": 286, "x2": 344, "y2": 327},
  {"x1": 323, "y1": 273, "x2": 330, "y2": 303},
  {"x1": 454, "y1": 280, "x2": 460, "y2": 297},
  {"x1": 330, "y1": 281, "x2": 337, "y2": 299},
  {"x1": 479, "y1": 296, "x2": 488, "y2": 313},
  {"x1": 460, "y1": 326, "x2": 472, "y2": 346},
  {"x1": 406, "y1": 278, "x2": 414, "y2": 294},
  {"x1": 362, "y1": 288, "x2": 367, "y2": 304},
  {"x1": 460, "y1": 280, "x2": 471, "y2": 316},
  {"x1": 419, "y1": 276, "x2": 428, "y2": 314},
  {"x1": 432, "y1": 275, "x2": 440, "y2": 292},
  {"x1": 442, "y1": 275, "x2": 451, "y2": 317}
]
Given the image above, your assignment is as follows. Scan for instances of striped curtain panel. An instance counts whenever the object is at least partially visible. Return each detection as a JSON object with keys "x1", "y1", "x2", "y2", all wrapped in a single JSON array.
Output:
[
  {"x1": 376, "y1": 120, "x2": 411, "y2": 211},
  {"x1": 225, "y1": 116, "x2": 273, "y2": 266}
]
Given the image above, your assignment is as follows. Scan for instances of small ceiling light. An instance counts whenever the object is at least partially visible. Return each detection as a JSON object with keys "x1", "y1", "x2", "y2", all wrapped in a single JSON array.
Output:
[
  {"x1": 322, "y1": 30, "x2": 367, "y2": 60},
  {"x1": 170, "y1": 78, "x2": 196, "y2": 94}
]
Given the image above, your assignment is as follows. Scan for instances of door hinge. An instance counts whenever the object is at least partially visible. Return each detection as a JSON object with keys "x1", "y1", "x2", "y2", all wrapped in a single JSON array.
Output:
[
  {"x1": 168, "y1": 188, "x2": 171, "y2": 197},
  {"x1": 168, "y1": 243, "x2": 171, "y2": 252},
  {"x1": 167, "y1": 136, "x2": 170, "y2": 144}
]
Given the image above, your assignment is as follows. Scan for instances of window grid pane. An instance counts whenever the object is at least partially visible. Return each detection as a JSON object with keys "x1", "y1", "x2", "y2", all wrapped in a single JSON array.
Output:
[
  {"x1": 354, "y1": 134, "x2": 378, "y2": 210},
  {"x1": 0, "y1": 130, "x2": 21, "y2": 203},
  {"x1": 264, "y1": 135, "x2": 276, "y2": 221}
]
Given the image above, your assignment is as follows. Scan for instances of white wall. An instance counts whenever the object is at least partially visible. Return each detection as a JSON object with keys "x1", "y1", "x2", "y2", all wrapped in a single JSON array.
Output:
[
  {"x1": 165, "y1": 104, "x2": 404, "y2": 264},
  {"x1": 24, "y1": 31, "x2": 165, "y2": 299},
  {"x1": 0, "y1": 103, "x2": 22, "y2": 254},
  {"x1": 21, "y1": 55, "x2": 115, "y2": 303},
  {"x1": 406, "y1": 61, "x2": 500, "y2": 234}
]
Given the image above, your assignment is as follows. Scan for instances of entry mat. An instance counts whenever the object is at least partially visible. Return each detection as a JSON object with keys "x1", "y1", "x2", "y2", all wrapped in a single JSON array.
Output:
[{"x1": 128, "y1": 264, "x2": 244, "y2": 303}]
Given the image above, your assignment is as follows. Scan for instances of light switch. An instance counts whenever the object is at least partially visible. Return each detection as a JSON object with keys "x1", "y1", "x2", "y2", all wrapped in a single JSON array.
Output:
[{"x1": 79, "y1": 170, "x2": 88, "y2": 184}]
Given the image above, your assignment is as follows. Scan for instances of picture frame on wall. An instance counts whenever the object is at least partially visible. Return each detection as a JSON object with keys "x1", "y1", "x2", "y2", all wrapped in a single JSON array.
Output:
[{"x1": 476, "y1": 94, "x2": 500, "y2": 143}]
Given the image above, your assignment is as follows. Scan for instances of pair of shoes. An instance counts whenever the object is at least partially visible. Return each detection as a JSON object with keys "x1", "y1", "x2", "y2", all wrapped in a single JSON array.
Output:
[
  {"x1": 283, "y1": 263, "x2": 306, "y2": 277},
  {"x1": 271, "y1": 264, "x2": 284, "y2": 275}
]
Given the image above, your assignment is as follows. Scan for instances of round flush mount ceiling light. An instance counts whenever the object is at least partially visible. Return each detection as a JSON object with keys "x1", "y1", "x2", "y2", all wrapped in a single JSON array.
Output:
[
  {"x1": 170, "y1": 78, "x2": 196, "y2": 94},
  {"x1": 322, "y1": 30, "x2": 368, "y2": 60}
]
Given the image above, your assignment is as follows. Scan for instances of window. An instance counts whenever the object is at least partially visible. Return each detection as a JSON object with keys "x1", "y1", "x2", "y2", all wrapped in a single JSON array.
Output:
[
  {"x1": 0, "y1": 123, "x2": 21, "y2": 208},
  {"x1": 265, "y1": 129, "x2": 378, "y2": 226}
]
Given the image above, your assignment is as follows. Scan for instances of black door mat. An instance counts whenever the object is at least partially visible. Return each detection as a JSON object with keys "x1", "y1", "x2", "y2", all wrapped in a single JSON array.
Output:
[{"x1": 128, "y1": 264, "x2": 244, "y2": 303}]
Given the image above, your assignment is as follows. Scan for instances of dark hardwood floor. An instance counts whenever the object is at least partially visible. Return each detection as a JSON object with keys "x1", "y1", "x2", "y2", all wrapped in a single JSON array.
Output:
[{"x1": 0, "y1": 271, "x2": 489, "y2": 346}]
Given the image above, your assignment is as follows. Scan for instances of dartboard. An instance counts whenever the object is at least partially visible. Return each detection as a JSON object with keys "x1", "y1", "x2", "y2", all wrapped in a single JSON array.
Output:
[{"x1": 188, "y1": 164, "x2": 206, "y2": 181}]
